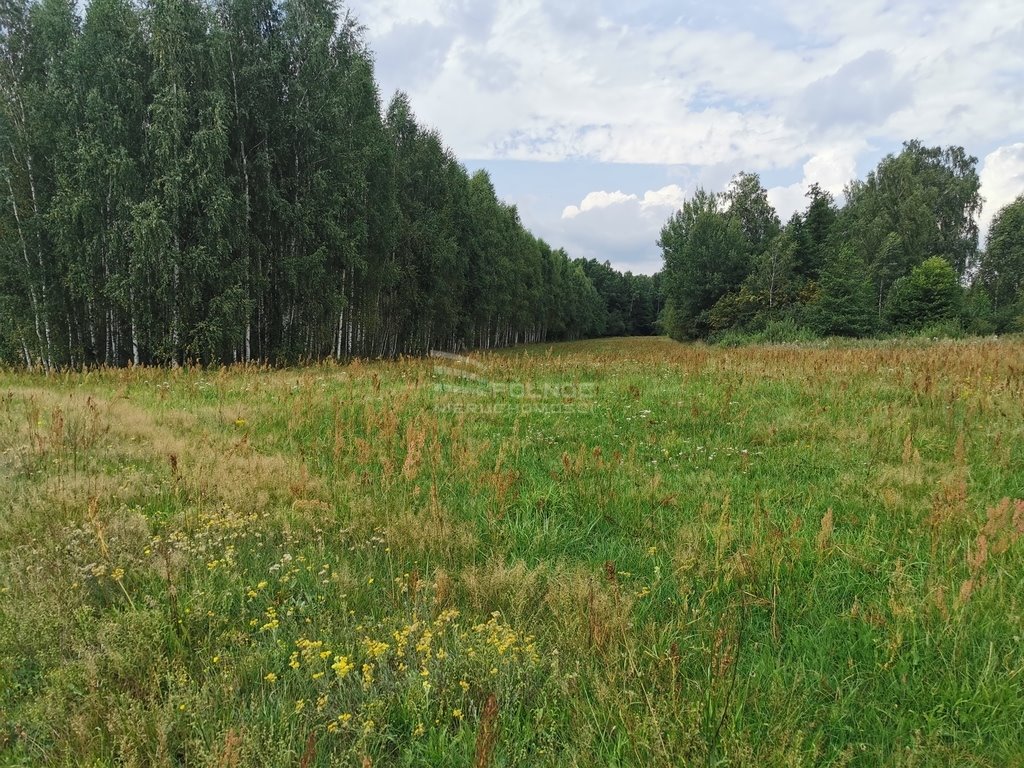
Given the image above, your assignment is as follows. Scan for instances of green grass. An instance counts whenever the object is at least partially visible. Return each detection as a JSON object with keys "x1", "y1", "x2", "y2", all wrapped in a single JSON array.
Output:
[{"x1": 1, "y1": 336, "x2": 1023, "y2": 766}]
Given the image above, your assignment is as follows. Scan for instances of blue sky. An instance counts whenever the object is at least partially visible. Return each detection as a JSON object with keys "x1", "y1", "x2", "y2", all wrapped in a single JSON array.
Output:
[{"x1": 347, "y1": 0, "x2": 1024, "y2": 274}]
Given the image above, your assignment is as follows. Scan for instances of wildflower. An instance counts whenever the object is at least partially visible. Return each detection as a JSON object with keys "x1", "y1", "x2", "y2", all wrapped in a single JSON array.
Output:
[
  {"x1": 327, "y1": 721, "x2": 339, "y2": 734},
  {"x1": 264, "y1": 672, "x2": 278, "y2": 683},
  {"x1": 111, "y1": 567, "x2": 125, "y2": 581},
  {"x1": 452, "y1": 708, "x2": 463, "y2": 720},
  {"x1": 459, "y1": 679, "x2": 469, "y2": 692},
  {"x1": 363, "y1": 638, "x2": 390, "y2": 658},
  {"x1": 331, "y1": 655, "x2": 353, "y2": 678},
  {"x1": 316, "y1": 694, "x2": 328, "y2": 712},
  {"x1": 294, "y1": 699, "x2": 306, "y2": 714},
  {"x1": 212, "y1": 655, "x2": 220, "y2": 664},
  {"x1": 363, "y1": 719, "x2": 375, "y2": 735},
  {"x1": 413, "y1": 722, "x2": 425, "y2": 738}
]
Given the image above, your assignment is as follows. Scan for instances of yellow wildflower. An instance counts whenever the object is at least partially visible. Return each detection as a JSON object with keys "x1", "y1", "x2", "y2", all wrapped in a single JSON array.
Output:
[
  {"x1": 362, "y1": 638, "x2": 390, "y2": 658},
  {"x1": 331, "y1": 655, "x2": 353, "y2": 678}
]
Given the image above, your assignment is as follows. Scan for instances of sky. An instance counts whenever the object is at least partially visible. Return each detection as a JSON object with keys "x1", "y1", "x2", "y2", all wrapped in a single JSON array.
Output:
[{"x1": 346, "y1": 0, "x2": 1024, "y2": 275}]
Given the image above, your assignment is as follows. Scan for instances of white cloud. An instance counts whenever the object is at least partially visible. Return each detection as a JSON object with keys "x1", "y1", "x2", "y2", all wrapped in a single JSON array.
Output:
[
  {"x1": 640, "y1": 184, "x2": 687, "y2": 211},
  {"x1": 979, "y1": 143, "x2": 1024, "y2": 240},
  {"x1": 348, "y1": 0, "x2": 1024, "y2": 269},
  {"x1": 562, "y1": 190, "x2": 637, "y2": 219},
  {"x1": 352, "y1": 0, "x2": 1024, "y2": 170},
  {"x1": 551, "y1": 184, "x2": 692, "y2": 273},
  {"x1": 767, "y1": 146, "x2": 860, "y2": 221}
]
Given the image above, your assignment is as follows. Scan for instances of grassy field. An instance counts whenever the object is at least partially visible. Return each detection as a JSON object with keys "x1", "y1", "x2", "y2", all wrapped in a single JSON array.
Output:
[{"x1": 1, "y1": 336, "x2": 1023, "y2": 767}]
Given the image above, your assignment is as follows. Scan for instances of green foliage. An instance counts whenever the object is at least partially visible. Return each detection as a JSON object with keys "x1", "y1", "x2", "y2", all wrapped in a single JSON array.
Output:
[
  {"x1": 576, "y1": 259, "x2": 660, "y2": 337},
  {"x1": 810, "y1": 246, "x2": 877, "y2": 337},
  {"x1": 960, "y1": 285, "x2": 997, "y2": 336},
  {"x1": 793, "y1": 183, "x2": 838, "y2": 281},
  {"x1": 659, "y1": 189, "x2": 748, "y2": 340},
  {"x1": 886, "y1": 256, "x2": 963, "y2": 331},
  {"x1": 842, "y1": 141, "x2": 982, "y2": 281},
  {"x1": 976, "y1": 195, "x2": 1024, "y2": 330},
  {"x1": 914, "y1": 318, "x2": 966, "y2": 339},
  {"x1": 723, "y1": 171, "x2": 780, "y2": 254},
  {"x1": 712, "y1": 316, "x2": 818, "y2": 347},
  {"x1": 659, "y1": 142, "x2": 987, "y2": 344},
  {"x1": 0, "y1": 0, "x2": 618, "y2": 366},
  {"x1": 742, "y1": 230, "x2": 799, "y2": 317}
]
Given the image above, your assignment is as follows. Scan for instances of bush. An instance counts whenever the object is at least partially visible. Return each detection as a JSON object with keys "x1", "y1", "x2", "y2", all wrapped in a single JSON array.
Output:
[
  {"x1": 961, "y1": 286, "x2": 996, "y2": 336},
  {"x1": 809, "y1": 246, "x2": 877, "y2": 337},
  {"x1": 886, "y1": 257, "x2": 963, "y2": 331},
  {"x1": 915, "y1": 318, "x2": 966, "y2": 339},
  {"x1": 758, "y1": 317, "x2": 819, "y2": 344},
  {"x1": 712, "y1": 317, "x2": 818, "y2": 347}
]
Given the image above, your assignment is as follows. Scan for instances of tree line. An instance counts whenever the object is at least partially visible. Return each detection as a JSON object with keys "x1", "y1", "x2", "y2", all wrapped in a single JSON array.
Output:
[
  {"x1": 0, "y1": 0, "x2": 653, "y2": 368},
  {"x1": 659, "y1": 141, "x2": 1024, "y2": 342}
]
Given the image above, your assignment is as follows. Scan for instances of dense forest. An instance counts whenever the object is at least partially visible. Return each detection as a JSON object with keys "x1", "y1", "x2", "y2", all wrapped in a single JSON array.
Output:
[
  {"x1": 0, "y1": 0, "x2": 657, "y2": 368},
  {"x1": 659, "y1": 142, "x2": 1024, "y2": 343},
  {"x1": 4, "y1": 2, "x2": 1022, "y2": 368}
]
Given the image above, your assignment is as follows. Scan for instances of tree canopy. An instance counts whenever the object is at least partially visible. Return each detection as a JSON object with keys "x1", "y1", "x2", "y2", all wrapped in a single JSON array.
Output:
[
  {"x1": 0, "y1": 0, "x2": 636, "y2": 366},
  {"x1": 658, "y1": 147, "x2": 1021, "y2": 342}
]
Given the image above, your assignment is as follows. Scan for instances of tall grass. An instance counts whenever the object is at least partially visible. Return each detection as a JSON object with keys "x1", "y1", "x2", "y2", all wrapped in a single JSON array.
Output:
[{"x1": 1, "y1": 337, "x2": 1023, "y2": 766}]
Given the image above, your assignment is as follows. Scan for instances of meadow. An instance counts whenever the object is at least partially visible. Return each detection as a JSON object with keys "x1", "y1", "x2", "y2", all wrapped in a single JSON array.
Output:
[{"x1": 1, "y1": 336, "x2": 1022, "y2": 767}]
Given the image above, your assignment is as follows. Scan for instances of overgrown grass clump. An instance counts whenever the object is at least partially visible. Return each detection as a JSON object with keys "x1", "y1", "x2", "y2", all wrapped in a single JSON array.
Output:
[{"x1": 1, "y1": 337, "x2": 1023, "y2": 766}]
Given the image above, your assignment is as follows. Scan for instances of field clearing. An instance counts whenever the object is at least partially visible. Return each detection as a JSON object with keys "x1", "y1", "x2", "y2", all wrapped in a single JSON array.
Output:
[{"x1": 1, "y1": 336, "x2": 1023, "y2": 766}]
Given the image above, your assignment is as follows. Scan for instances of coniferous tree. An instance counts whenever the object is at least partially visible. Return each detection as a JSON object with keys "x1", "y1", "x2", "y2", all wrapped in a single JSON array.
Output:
[
  {"x1": 810, "y1": 246, "x2": 876, "y2": 337},
  {"x1": 886, "y1": 256, "x2": 962, "y2": 331}
]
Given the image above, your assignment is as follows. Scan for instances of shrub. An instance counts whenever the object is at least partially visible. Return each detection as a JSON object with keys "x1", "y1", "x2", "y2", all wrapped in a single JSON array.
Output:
[
  {"x1": 809, "y1": 246, "x2": 877, "y2": 337},
  {"x1": 886, "y1": 257, "x2": 963, "y2": 331}
]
